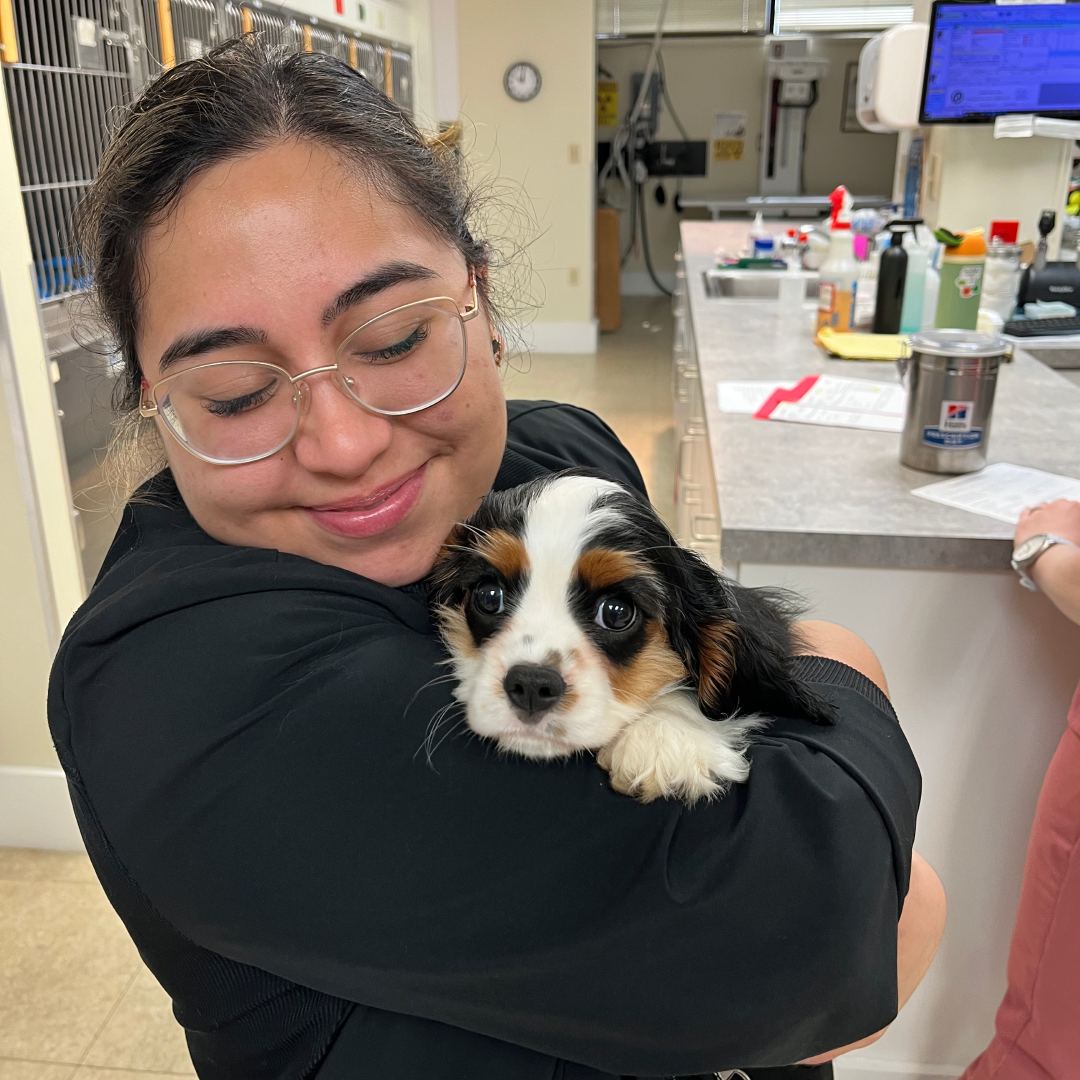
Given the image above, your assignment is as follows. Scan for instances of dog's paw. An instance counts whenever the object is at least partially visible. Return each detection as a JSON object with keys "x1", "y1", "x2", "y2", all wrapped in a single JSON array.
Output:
[{"x1": 596, "y1": 699, "x2": 765, "y2": 805}]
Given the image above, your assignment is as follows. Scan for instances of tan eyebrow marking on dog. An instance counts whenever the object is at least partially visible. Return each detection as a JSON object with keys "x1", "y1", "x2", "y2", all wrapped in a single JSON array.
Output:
[
  {"x1": 476, "y1": 529, "x2": 529, "y2": 579},
  {"x1": 576, "y1": 548, "x2": 653, "y2": 591},
  {"x1": 608, "y1": 620, "x2": 688, "y2": 706},
  {"x1": 697, "y1": 620, "x2": 739, "y2": 706}
]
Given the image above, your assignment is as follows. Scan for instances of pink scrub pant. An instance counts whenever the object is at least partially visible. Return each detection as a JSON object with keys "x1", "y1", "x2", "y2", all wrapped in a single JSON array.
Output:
[{"x1": 961, "y1": 682, "x2": 1080, "y2": 1080}]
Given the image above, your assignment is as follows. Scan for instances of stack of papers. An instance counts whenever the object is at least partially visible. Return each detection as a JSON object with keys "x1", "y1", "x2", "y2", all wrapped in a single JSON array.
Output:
[
  {"x1": 911, "y1": 463, "x2": 1080, "y2": 524},
  {"x1": 715, "y1": 374, "x2": 908, "y2": 433}
]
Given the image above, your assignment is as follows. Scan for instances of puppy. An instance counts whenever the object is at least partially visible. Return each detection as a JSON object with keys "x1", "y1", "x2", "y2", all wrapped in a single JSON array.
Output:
[{"x1": 431, "y1": 473, "x2": 833, "y2": 804}]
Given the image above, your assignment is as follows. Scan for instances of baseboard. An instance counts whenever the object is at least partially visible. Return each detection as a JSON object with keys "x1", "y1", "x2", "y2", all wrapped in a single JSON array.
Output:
[
  {"x1": 0, "y1": 765, "x2": 84, "y2": 851},
  {"x1": 520, "y1": 320, "x2": 598, "y2": 354},
  {"x1": 836, "y1": 1054, "x2": 964, "y2": 1080},
  {"x1": 620, "y1": 270, "x2": 677, "y2": 296}
]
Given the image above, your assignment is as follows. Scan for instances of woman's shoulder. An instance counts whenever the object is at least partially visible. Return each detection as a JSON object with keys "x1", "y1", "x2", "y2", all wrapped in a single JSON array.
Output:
[{"x1": 500, "y1": 400, "x2": 647, "y2": 496}]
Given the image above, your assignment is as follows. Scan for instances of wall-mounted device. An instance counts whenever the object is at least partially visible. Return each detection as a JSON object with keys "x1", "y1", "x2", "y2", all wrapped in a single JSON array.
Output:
[
  {"x1": 759, "y1": 37, "x2": 827, "y2": 197},
  {"x1": 856, "y1": 23, "x2": 929, "y2": 132},
  {"x1": 641, "y1": 140, "x2": 708, "y2": 177},
  {"x1": 921, "y1": 1, "x2": 1080, "y2": 124}
]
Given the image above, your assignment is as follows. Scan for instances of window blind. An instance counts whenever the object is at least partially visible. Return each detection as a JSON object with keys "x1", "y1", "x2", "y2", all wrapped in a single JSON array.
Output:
[
  {"x1": 773, "y1": 0, "x2": 914, "y2": 33},
  {"x1": 596, "y1": 0, "x2": 769, "y2": 36}
]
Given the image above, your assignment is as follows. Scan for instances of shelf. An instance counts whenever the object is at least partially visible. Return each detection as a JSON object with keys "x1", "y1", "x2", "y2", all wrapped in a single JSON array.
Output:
[{"x1": 994, "y1": 115, "x2": 1080, "y2": 141}]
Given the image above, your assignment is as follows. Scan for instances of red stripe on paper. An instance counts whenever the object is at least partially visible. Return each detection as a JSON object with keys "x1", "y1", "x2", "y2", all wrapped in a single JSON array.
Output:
[{"x1": 754, "y1": 374, "x2": 819, "y2": 420}]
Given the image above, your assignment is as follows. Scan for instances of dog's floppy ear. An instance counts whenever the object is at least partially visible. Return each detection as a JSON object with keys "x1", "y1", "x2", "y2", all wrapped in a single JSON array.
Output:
[
  {"x1": 428, "y1": 522, "x2": 470, "y2": 610},
  {"x1": 662, "y1": 547, "x2": 834, "y2": 725}
]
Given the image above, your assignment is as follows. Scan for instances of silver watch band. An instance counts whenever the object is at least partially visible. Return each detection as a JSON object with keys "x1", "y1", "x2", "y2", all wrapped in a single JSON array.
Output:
[{"x1": 1014, "y1": 534, "x2": 1078, "y2": 592}]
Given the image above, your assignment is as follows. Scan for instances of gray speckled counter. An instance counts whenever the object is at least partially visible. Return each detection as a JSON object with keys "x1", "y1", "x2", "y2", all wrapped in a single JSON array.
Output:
[{"x1": 680, "y1": 222, "x2": 1080, "y2": 571}]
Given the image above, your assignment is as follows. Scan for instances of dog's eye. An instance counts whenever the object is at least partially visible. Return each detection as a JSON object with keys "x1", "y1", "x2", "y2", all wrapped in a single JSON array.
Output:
[
  {"x1": 472, "y1": 582, "x2": 505, "y2": 617},
  {"x1": 595, "y1": 595, "x2": 637, "y2": 632}
]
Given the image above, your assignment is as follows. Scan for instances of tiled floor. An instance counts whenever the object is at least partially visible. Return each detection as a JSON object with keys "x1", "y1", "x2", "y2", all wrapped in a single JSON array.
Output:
[
  {"x1": 504, "y1": 295, "x2": 676, "y2": 522},
  {"x1": 0, "y1": 296, "x2": 676, "y2": 1079}
]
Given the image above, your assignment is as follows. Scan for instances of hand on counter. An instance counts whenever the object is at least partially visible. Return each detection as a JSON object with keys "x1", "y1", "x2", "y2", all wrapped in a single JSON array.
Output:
[{"x1": 1017, "y1": 500, "x2": 1080, "y2": 626}]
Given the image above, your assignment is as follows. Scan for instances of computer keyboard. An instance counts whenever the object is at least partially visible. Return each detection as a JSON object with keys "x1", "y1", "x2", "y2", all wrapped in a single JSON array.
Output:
[{"x1": 1004, "y1": 316, "x2": 1080, "y2": 338}]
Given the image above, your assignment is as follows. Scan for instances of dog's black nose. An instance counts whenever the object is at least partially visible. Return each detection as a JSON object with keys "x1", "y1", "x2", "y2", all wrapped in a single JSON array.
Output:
[{"x1": 503, "y1": 664, "x2": 566, "y2": 721}]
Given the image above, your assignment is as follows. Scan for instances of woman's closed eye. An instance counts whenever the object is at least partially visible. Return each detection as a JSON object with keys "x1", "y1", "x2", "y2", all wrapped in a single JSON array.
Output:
[
  {"x1": 203, "y1": 380, "x2": 278, "y2": 417},
  {"x1": 354, "y1": 322, "x2": 429, "y2": 365}
]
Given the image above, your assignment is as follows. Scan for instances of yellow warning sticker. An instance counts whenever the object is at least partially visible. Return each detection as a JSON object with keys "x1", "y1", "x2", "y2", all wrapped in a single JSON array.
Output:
[
  {"x1": 597, "y1": 80, "x2": 618, "y2": 127},
  {"x1": 713, "y1": 139, "x2": 744, "y2": 162}
]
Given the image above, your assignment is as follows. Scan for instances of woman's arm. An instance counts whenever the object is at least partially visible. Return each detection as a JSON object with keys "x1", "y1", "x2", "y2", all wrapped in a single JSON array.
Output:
[
  {"x1": 800, "y1": 851, "x2": 946, "y2": 1064},
  {"x1": 52, "y1": 576, "x2": 920, "y2": 1077},
  {"x1": 793, "y1": 620, "x2": 944, "y2": 1065},
  {"x1": 1019, "y1": 500, "x2": 1080, "y2": 626},
  {"x1": 795, "y1": 618, "x2": 890, "y2": 695}
]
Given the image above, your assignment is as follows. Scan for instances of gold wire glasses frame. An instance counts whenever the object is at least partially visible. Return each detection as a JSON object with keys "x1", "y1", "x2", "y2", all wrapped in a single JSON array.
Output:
[{"x1": 139, "y1": 277, "x2": 480, "y2": 466}]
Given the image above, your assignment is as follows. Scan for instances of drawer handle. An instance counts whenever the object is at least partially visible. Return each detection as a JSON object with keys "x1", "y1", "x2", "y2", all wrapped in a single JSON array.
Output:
[
  {"x1": 691, "y1": 513, "x2": 720, "y2": 543},
  {"x1": 677, "y1": 433, "x2": 698, "y2": 484}
]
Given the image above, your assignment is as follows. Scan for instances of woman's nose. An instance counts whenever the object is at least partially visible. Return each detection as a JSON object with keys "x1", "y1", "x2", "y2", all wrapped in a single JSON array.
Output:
[{"x1": 289, "y1": 372, "x2": 394, "y2": 476}]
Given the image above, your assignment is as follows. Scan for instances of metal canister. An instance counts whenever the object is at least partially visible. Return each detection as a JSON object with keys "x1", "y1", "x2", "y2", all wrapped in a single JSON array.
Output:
[{"x1": 898, "y1": 330, "x2": 1009, "y2": 473}]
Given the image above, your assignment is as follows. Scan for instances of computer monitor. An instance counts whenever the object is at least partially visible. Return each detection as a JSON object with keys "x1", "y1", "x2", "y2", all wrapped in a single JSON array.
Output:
[{"x1": 921, "y1": 1, "x2": 1080, "y2": 124}]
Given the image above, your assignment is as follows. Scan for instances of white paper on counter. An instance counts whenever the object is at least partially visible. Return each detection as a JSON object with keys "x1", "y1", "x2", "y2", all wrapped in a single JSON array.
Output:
[
  {"x1": 911, "y1": 463, "x2": 1080, "y2": 524},
  {"x1": 716, "y1": 380, "x2": 798, "y2": 414},
  {"x1": 763, "y1": 375, "x2": 907, "y2": 433}
]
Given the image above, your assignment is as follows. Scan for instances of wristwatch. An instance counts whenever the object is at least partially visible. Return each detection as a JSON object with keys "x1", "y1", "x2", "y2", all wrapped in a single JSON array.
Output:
[{"x1": 1010, "y1": 533, "x2": 1078, "y2": 591}]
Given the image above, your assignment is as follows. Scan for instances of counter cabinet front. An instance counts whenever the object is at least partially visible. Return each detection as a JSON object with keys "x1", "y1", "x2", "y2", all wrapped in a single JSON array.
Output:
[{"x1": 674, "y1": 222, "x2": 1080, "y2": 1080}]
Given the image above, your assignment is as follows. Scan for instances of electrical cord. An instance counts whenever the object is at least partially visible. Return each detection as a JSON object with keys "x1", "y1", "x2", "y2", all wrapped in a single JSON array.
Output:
[
  {"x1": 655, "y1": 50, "x2": 689, "y2": 140},
  {"x1": 621, "y1": 168, "x2": 638, "y2": 264},
  {"x1": 597, "y1": 0, "x2": 671, "y2": 210},
  {"x1": 637, "y1": 179, "x2": 673, "y2": 297}
]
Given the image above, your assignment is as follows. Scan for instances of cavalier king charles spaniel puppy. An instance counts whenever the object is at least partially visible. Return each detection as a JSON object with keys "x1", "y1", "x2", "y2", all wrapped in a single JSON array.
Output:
[{"x1": 431, "y1": 473, "x2": 832, "y2": 804}]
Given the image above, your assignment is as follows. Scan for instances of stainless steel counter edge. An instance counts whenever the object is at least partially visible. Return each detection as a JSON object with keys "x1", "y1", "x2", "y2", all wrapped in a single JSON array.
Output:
[{"x1": 679, "y1": 221, "x2": 1080, "y2": 572}]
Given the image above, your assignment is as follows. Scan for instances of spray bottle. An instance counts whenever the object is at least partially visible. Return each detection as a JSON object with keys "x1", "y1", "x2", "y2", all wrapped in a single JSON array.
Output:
[{"x1": 816, "y1": 186, "x2": 859, "y2": 335}]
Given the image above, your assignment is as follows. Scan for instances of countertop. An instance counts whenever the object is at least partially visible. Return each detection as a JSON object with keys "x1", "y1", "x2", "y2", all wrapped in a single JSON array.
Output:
[{"x1": 680, "y1": 221, "x2": 1080, "y2": 571}]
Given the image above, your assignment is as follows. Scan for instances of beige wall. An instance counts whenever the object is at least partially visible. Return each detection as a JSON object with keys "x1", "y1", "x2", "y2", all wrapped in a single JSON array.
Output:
[
  {"x1": 598, "y1": 35, "x2": 898, "y2": 288},
  {"x1": 456, "y1": 0, "x2": 596, "y2": 344},
  {"x1": 0, "y1": 327, "x2": 57, "y2": 770},
  {"x1": 922, "y1": 126, "x2": 1070, "y2": 254},
  {"x1": 0, "y1": 72, "x2": 83, "y2": 771}
]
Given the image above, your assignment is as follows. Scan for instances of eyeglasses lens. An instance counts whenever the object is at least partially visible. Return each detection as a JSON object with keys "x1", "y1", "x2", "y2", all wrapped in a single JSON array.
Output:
[{"x1": 153, "y1": 304, "x2": 466, "y2": 463}]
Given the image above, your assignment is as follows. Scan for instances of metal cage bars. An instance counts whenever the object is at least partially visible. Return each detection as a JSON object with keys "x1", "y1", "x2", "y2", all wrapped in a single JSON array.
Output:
[{"x1": 0, "y1": 0, "x2": 413, "y2": 303}]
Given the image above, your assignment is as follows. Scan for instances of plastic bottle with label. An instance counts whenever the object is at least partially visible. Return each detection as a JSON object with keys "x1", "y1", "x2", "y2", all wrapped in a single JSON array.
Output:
[
  {"x1": 900, "y1": 224, "x2": 931, "y2": 333},
  {"x1": 934, "y1": 227, "x2": 987, "y2": 330},
  {"x1": 816, "y1": 186, "x2": 859, "y2": 335},
  {"x1": 748, "y1": 211, "x2": 771, "y2": 257}
]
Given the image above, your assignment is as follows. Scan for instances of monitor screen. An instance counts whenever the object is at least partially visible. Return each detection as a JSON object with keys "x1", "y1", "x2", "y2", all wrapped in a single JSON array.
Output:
[{"x1": 921, "y1": 2, "x2": 1080, "y2": 123}]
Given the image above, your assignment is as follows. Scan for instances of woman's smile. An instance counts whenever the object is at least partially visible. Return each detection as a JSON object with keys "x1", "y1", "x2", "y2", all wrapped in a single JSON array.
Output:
[{"x1": 302, "y1": 461, "x2": 429, "y2": 539}]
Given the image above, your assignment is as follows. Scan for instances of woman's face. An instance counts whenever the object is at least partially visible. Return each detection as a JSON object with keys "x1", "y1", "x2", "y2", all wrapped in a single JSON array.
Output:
[{"x1": 137, "y1": 140, "x2": 507, "y2": 587}]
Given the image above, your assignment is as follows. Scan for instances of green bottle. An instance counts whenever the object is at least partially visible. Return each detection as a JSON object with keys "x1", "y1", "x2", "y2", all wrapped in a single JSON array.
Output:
[{"x1": 934, "y1": 228, "x2": 987, "y2": 330}]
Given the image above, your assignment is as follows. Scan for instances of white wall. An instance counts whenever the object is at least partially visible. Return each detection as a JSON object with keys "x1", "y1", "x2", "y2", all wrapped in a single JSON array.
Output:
[
  {"x1": 456, "y1": 0, "x2": 597, "y2": 353},
  {"x1": 598, "y1": 34, "x2": 898, "y2": 294}
]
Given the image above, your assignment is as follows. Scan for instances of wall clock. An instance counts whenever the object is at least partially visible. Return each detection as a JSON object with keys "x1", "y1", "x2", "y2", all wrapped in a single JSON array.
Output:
[{"x1": 504, "y1": 61, "x2": 541, "y2": 103}]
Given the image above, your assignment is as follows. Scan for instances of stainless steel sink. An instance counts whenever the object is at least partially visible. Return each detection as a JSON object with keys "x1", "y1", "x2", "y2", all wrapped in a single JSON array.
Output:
[{"x1": 702, "y1": 269, "x2": 819, "y2": 301}]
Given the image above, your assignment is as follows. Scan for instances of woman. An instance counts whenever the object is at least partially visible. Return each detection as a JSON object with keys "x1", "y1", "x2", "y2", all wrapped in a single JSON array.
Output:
[
  {"x1": 962, "y1": 500, "x2": 1080, "y2": 1080},
  {"x1": 49, "y1": 36, "x2": 941, "y2": 1080}
]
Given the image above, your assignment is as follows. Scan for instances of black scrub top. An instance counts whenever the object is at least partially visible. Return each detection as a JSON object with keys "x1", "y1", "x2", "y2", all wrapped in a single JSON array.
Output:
[{"x1": 48, "y1": 400, "x2": 921, "y2": 1079}]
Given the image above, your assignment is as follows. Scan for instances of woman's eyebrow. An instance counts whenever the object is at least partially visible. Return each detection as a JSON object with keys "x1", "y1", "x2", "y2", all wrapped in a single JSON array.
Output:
[
  {"x1": 159, "y1": 326, "x2": 267, "y2": 371},
  {"x1": 156, "y1": 262, "x2": 438, "y2": 371},
  {"x1": 320, "y1": 261, "x2": 438, "y2": 326}
]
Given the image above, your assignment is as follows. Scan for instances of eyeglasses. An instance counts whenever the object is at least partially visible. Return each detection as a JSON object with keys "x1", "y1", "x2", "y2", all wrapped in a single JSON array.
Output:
[{"x1": 139, "y1": 278, "x2": 480, "y2": 465}]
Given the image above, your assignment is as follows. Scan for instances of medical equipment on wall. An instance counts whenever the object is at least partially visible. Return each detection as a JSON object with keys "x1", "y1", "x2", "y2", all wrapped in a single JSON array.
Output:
[
  {"x1": 758, "y1": 37, "x2": 827, "y2": 197},
  {"x1": 856, "y1": 23, "x2": 929, "y2": 133}
]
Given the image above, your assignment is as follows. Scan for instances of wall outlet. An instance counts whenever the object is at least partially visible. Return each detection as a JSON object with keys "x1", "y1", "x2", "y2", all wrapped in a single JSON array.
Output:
[
  {"x1": 569, "y1": 267, "x2": 580, "y2": 286},
  {"x1": 569, "y1": 143, "x2": 581, "y2": 164}
]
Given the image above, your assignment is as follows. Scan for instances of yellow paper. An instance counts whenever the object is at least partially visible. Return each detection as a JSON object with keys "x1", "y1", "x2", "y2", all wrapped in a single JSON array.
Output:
[{"x1": 817, "y1": 328, "x2": 906, "y2": 361}]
